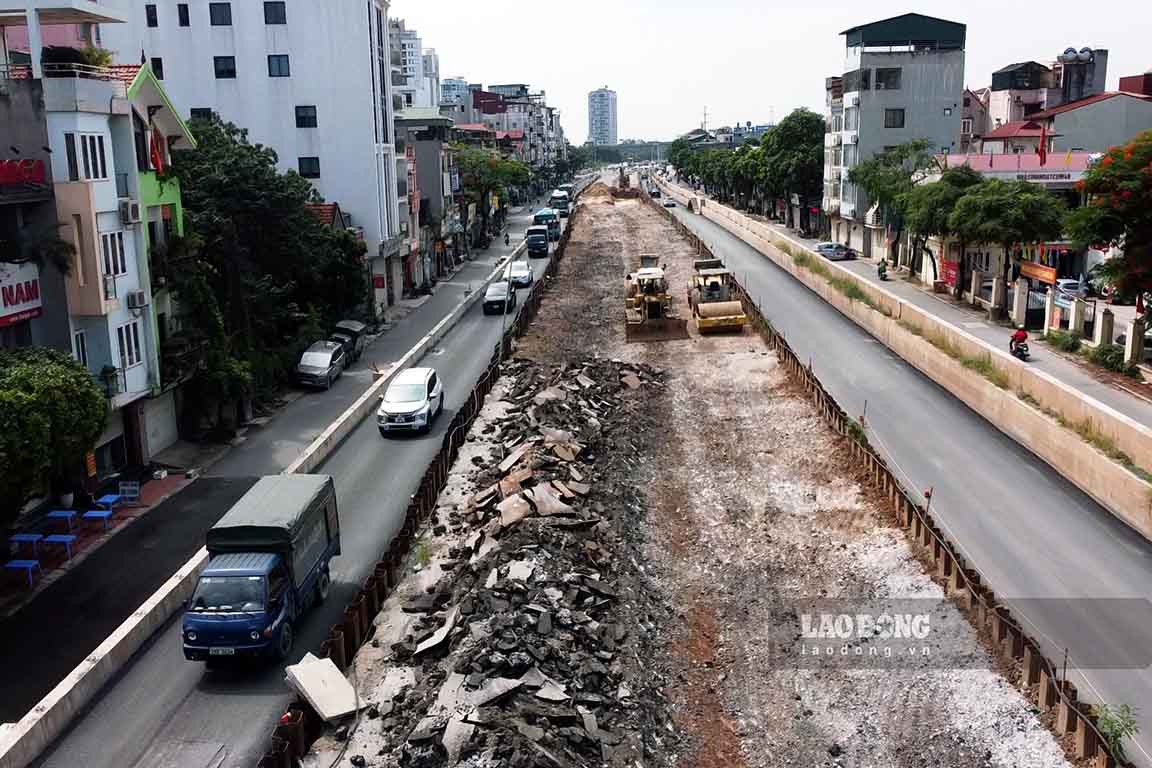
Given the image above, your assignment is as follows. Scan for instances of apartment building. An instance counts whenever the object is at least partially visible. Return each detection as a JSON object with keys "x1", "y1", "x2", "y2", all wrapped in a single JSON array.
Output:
[
  {"x1": 588, "y1": 86, "x2": 617, "y2": 146},
  {"x1": 98, "y1": 0, "x2": 402, "y2": 317},
  {"x1": 441, "y1": 76, "x2": 468, "y2": 106},
  {"x1": 822, "y1": 13, "x2": 965, "y2": 262}
]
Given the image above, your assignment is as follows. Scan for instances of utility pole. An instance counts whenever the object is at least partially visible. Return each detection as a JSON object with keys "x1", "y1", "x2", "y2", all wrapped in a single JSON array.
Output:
[{"x1": 702, "y1": 106, "x2": 708, "y2": 132}]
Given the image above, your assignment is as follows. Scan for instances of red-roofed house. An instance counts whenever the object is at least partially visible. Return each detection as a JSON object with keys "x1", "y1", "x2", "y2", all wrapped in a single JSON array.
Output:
[
  {"x1": 978, "y1": 120, "x2": 1045, "y2": 155},
  {"x1": 1029, "y1": 91, "x2": 1152, "y2": 152},
  {"x1": 304, "y1": 203, "x2": 348, "y2": 230}
]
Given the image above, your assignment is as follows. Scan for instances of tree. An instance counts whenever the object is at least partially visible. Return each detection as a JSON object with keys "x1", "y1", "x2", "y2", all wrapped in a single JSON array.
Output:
[
  {"x1": 170, "y1": 116, "x2": 367, "y2": 422},
  {"x1": 1065, "y1": 130, "x2": 1152, "y2": 301},
  {"x1": 900, "y1": 165, "x2": 984, "y2": 281},
  {"x1": 454, "y1": 145, "x2": 533, "y2": 229},
  {"x1": 761, "y1": 108, "x2": 826, "y2": 230},
  {"x1": 0, "y1": 348, "x2": 107, "y2": 524},
  {"x1": 948, "y1": 178, "x2": 1066, "y2": 286},
  {"x1": 848, "y1": 140, "x2": 935, "y2": 263}
]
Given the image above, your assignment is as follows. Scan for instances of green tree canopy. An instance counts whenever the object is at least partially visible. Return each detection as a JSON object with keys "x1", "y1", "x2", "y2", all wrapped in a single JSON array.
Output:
[
  {"x1": 761, "y1": 108, "x2": 826, "y2": 201},
  {"x1": 948, "y1": 178, "x2": 1065, "y2": 256},
  {"x1": 1065, "y1": 130, "x2": 1152, "y2": 297},
  {"x1": 0, "y1": 347, "x2": 107, "y2": 523},
  {"x1": 454, "y1": 145, "x2": 532, "y2": 222},
  {"x1": 901, "y1": 165, "x2": 985, "y2": 242},
  {"x1": 847, "y1": 139, "x2": 935, "y2": 223},
  {"x1": 170, "y1": 116, "x2": 367, "y2": 409}
]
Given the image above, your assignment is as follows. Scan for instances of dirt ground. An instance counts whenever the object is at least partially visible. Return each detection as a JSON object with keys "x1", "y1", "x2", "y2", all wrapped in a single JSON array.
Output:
[{"x1": 521, "y1": 183, "x2": 1073, "y2": 768}]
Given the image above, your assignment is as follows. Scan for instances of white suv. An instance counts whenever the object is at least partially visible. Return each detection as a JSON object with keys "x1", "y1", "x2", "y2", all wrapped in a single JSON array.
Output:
[{"x1": 377, "y1": 367, "x2": 444, "y2": 436}]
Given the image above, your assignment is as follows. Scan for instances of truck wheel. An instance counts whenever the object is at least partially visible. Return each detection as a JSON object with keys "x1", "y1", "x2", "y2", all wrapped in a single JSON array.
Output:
[
  {"x1": 316, "y1": 570, "x2": 330, "y2": 603},
  {"x1": 276, "y1": 623, "x2": 294, "y2": 661}
]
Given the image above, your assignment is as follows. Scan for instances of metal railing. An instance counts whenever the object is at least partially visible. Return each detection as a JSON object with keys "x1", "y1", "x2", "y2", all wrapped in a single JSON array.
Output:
[
  {"x1": 0, "y1": 63, "x2": 32, "y2": 80},
  {"x1": 95, "y1": 366, "x2": 126, "y2": 398},
  {"x1": 102, "y1": 273, "x2": 117, "y2": 300},
  {"x1": 42, "y1": 63, "x2": 128, "y2": 96}
]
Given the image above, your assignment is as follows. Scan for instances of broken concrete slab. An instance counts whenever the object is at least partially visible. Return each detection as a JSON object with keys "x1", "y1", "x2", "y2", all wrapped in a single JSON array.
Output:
[
  {"x1": 374, "y1": 666, "x2": 417, "y2": 704},
  {"x1": 284, "y1": 654, "x2": 358, "y2": 723},
  {"x1": 620, "y1": 374, "x2": 642, "y2": 389},
  {"x1": 533, "y1": 386, "x2": 569, "y2": 405},
  {"x1": 567, "y1": 481, "x2": 590, "y2": 496},
  {"x1": 498, "y1": 494, "x2": 533, "y2": 527},
  {"x1": 469, "y1": 676, "x2": 523, "y2": 707},
  {"x1": 415, "y1": 605, "x2": 460, "y2": 656},
  {"x1": 506, "y1": 560, "x2": 536, "y2": 582},
  {"x1": 499, "y1": 442, "x2": 536, "y2": 474},
  {"x1": 527, "y1": 483, "x2": 574, "y2": 517},
  {"x1": 442, "y1": 710, "x2": 477, "y2": 764}
]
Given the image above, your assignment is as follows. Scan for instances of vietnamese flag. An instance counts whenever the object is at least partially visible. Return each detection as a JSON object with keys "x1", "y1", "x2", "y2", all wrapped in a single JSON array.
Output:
[
  {"x1": 150, "y1": 125, "x2": 165, "y2": 173},
  {"x1": 1038, "y1": 123, "x2": 1048, "y2": 166}
]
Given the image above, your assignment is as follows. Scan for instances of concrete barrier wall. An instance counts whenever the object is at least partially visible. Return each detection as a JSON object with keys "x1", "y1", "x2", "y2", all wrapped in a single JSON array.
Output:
[
  {"x1": 660, "y1": 180, "x2": 1152, "y2": 540},
  {"x1": 0, "y1": 250, "x2": 517, "y2": 768}
]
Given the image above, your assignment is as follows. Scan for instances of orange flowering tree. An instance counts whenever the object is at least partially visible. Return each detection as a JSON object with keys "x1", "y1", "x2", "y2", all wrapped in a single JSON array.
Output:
[{"x1": 1066, "y1": 130, "x2": 1152, "y2": 300}]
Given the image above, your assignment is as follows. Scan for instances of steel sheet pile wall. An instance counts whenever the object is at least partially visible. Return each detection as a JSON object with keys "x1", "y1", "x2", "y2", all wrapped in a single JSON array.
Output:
[
  {"x1": 255, "y1": 192, "x2": 588, "y2": 768},
  {"x1": 639, "y1": 190, "x2": 1126, "y2": 768}
]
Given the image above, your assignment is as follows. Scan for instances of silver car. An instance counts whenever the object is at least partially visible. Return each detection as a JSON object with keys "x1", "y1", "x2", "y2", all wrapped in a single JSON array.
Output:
[
  {"x1": 505, "y1": 260, "x2": 534, "y2": 288},
  {"x1": 296, "y1": 341, "x2": 345, "y2": 389},
  {"x1": 377, "y1": 367, "x2": 444, "y2": 435}
]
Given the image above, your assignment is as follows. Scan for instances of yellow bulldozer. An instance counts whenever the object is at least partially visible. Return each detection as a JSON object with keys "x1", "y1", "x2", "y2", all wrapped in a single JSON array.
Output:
[
  {"x1": 687, "y1": 258, "x2": 746, "y2": 333},
  {"x1": 625, "y1": 254, "x2": 689, "y2": 342}
]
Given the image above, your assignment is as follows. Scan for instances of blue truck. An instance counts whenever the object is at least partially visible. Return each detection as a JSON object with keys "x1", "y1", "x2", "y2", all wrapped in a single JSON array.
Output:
[
  {"x1": 534, "y1": 208, "x2": 561, "y2": 241},
  {"x1": 182, "y1": 475, "x2": 340, "y2": 664}
]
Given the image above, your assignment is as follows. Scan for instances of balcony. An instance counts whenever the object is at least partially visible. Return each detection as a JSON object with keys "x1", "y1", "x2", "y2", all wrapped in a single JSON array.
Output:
[
  {"x1": 95, "y1": 365, "x2": 126, "y2": 399},
  {"x1": 160, "y1": 332, "x2": 209, "y2": 391}
]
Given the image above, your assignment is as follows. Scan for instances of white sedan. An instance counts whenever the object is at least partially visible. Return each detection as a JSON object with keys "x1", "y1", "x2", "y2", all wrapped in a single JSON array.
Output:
[{"x1": 505, "y1": 260, "x2": 534, "y2": 288}]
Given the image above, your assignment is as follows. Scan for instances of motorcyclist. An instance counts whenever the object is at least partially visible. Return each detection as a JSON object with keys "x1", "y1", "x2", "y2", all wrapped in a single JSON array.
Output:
[
  {"x1": 877, "y1": 257, "x2": 888, "y2": 280},
  {"x1": 1010, "y1": 326, "x2": 1028, "y2": 354},
  {"x1": 504, "y1": 232, "x2": 510, "y2": 247}
]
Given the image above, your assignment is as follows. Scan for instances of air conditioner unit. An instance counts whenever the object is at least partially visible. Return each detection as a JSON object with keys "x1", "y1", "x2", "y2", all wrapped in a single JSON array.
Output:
[
  {"x1": 850, "y1": 95, "x2": 860, "y2": 106},
  {"x1": 849, "y1": 134, "x2": 859, "y2": 144},
  {"x1": 126, "y1": 289, "x2": 149, "y2": 309},
  {"x1": 119, "y1": 200, "x2": 141, "y2": 225}
]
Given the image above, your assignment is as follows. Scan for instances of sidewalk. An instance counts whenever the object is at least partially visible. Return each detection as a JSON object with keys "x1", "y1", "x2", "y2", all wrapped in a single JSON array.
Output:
[
  {"x1": 0, "y1": 210, "x2": 536, "y2": 723},
  {"x1": 676, "y1": 182, "x2": 1152, "y2": 428}
]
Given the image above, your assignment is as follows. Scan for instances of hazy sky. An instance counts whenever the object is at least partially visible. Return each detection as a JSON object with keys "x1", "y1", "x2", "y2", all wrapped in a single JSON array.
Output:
[{"x1": 394, "y1": 0, "x2": 1148, "y2": 145}]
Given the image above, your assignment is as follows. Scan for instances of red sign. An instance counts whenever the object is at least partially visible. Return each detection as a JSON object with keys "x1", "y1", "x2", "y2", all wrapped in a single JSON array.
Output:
[
  {"x1": 0, "y1": 262, "x2": 44, "y2": 327},
  {"x1": 0, "y1": 306, "x2": 43, "y2": 328},
  {"x1": 942, "y1": 259, "x2": 960, "y2": 287},
  {"x1": 371, "y1": 275, "x2": 387, "y2": 290},
  {"x1": 0, "y1": 159, "x2": 47, "y2": 186}
]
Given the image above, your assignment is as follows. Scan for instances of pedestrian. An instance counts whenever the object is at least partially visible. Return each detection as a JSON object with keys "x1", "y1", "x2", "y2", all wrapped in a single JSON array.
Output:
[{"x1": 504, "y1": 233, "x2": 510, "y2": 247}]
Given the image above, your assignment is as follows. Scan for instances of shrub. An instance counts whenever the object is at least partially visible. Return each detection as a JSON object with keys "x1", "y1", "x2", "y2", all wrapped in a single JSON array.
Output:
[
  {"x1": 1046, "y1": 329, "x2": 1082, "y2": 353},
  {"x1": 1088, "y1": 343, "x2": 1139, "y2": 377}
]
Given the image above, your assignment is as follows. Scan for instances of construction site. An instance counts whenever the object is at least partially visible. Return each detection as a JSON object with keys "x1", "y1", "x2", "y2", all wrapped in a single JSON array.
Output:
[{"x1": 301, "y1": 178, "x2": 1080, "y2": 768}]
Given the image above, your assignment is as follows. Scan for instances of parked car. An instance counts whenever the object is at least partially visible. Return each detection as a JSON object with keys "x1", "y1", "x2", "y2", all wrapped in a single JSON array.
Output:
[
  {"x1": 663, "y1": 199, "x2": 676, "y2": 208},
  {"x1": 506, "y1": 260, "x2": 534, "y2": 288},
  {"x1": 482, "y1": 281, "x2": 518, "y2": 315},
  {"x1": 814, "y1": 242, "x2": 854, "y2": 261},
  {"x1": 377, "y1": 366, "x2": 444, "y2": 435},
  {"x1": 329, "y1": 320, "x2": 368, "y2": 363},
  {"x1": 1055, "y1": 278, "x2": 1088, "y2": 299},
  {"x1": 296, "y1": 341, "x2": 345, "y2": 389}
]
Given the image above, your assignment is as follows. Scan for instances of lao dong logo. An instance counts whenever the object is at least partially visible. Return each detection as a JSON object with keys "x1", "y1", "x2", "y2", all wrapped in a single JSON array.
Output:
[{"x1": 800, "y1": 612, "x2": 931, "y2": 641}]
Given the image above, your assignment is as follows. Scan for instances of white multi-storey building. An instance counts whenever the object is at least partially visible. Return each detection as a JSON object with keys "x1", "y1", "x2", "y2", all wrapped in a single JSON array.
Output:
[
  {"x1": 98, "y1": 0, "x2": 402, "y2": 315},
  {"x1": 421, "y1": 48, "x2": 440, "y2": 107},
  {"x1": 588, "y1": 86, "x2": 617, "y2": 146},
  {"x1": 441, "y1": 77, "x2": 468, "y2": 106}
]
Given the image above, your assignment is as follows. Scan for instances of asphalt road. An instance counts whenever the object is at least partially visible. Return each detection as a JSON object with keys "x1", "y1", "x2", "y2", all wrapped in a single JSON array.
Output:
[
  {"x1": 32, "y1": 205, "x2": 571, "y2": 768},
  {"x1": 664, "y1": 199, "x2": 1152, "y2": 765}
]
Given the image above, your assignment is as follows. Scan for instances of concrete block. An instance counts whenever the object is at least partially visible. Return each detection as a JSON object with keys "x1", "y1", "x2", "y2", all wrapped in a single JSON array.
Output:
[
  {"x1": 1011, "y1": 278, "x2": 1028, "y2": 325},
  {"x1": 970, "y1": 270, "x2": 984, "y2": 307},
  {"x1": 1044, "y1": 288, "x2": 1057, "y2": 332},
  {"x1": 1125, "y1": 318, "x2": 1145, "y2": 365},
  {"x1": 1070, "y1": 299, "x2": 1087, "y2": 337},
  {"x1": 1094, "y1": 308, "x2": 1114, "y2": 348}
]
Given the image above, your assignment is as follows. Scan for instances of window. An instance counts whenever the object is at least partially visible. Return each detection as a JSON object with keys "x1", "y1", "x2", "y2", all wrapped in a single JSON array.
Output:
[
  {"x1": 213, "y1": 56, "x2": 236, "y2": 79},
  {"x1": 267, "y1": 54, "x2": 290, "y2": 77},
  {"x1": 943, "y1": 107, "x2": 953, "y2": 116},
  {"x1": 177, "y1": 3, "x2": 189, "y2": 26},
  {"x1": 117, "y1": 320, "x2": 143, "y2": 369},
  {"x1": 874, "y1": 67, "x2": 902, "y2": 90},
  {"x1": 963, "y1": 96, "x2": 971, "y2": 108},
  {"x1": 145, "y1": 4, "x2": 157, "y2": 27},
  {"x1": 298, "y1": 156, "x2": 320, "y2": 178},
  {"x1": 151, "y1": 57, "x2": 164, "y2": 80},
  {"x1": 67, "y1": 133, "x2": 107, "y2": 180},
  {"x1": 73, "y1": 330, "x2": 88, "y2": 368},
  {"x1": 64, "y1": 133, "x2": 79, "y2": 181},
  {"x1": 961, "y1": 118, "x2": 973, "y2": 134},
  {"x1": 102, "y1": 231, "x2": 127, "y2": 276},
  {"x1": 190, "y1": 107, "x2": 214, "y2": 121},
  {"x1": 264, "y1": 1, "x2": 286, "y2": 24},
  {"x1": 884, "y1": 108, "x2": 905, "y2": 129},
  {"x1": 209, "y1": 2, "x2": 231, "y2": 25},
  {"x1": 295, "y1": 105, "x2": 317, "y2": 128}
]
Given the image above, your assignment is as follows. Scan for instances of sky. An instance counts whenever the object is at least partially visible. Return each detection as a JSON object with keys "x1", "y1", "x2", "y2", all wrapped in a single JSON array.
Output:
[{"x1": 393, "y1": 0, "x2": 1149, "y2": 145}]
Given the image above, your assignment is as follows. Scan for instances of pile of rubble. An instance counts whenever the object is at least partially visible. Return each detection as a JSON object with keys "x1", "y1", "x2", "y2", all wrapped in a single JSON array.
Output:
[{"x1": 311, "y1": 358, "x2": 677, "y2": 768}]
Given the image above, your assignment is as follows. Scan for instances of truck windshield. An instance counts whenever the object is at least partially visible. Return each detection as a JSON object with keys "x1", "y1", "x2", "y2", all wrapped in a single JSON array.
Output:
[{"x1": 190, "y1": 575, "x2": 265, "y2": 612}]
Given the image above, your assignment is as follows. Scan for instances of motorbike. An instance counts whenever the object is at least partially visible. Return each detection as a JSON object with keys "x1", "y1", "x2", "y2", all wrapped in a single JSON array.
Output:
[
  {"x1": 1010, "y1": 341, "x2": 1030, "y2": 361},
  {"x1": 877, "y1": 262, "x2": 888, "y2": 281}
]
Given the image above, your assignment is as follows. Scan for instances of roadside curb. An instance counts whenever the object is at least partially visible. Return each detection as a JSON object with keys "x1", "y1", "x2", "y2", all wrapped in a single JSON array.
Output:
[{"x1": 0, "y1": 248, "x2": 518, "y2": 768}]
